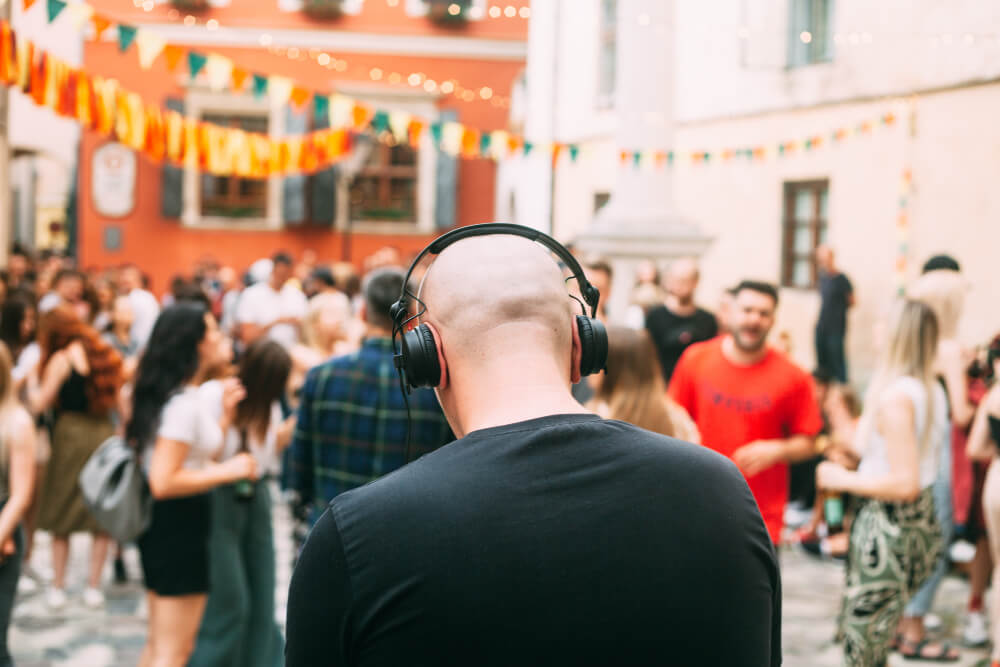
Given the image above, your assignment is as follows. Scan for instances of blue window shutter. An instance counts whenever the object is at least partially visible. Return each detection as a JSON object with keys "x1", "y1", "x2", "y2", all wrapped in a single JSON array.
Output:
[
  {"x1": 161, "y1": 97, "x2": 184, "y2": 219},
  {"x1": 310, "y1": 102, "x2": 337, "y2": 226},
  {"x1": 434, "y1": 109, "x2": 459, "y2": 230},
  {"x1": 283, "y1": 106, "x2": 309, "y2": 225}
]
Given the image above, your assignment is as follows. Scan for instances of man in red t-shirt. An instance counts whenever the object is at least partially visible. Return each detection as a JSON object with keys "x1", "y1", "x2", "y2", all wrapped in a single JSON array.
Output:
[{"x1": 669, "y1": 280, "x2": 823, "y2": 543}]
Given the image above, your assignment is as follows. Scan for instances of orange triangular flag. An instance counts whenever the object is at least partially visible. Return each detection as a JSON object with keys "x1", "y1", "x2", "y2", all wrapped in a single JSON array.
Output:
[
  {"x1": 92, "y1": 15, "x2": 111, "y2": 40},
  {"x1": 551, "y1": 143, "x2": 564, "y2": 166},
  {"x1": 351, "y1": 103, "x2": 373, "y2": 130},
  {"x1": 23, "y1": 0, "x2": 38, "y2": 11},
  {"x1": 231, "y1": 67, "x2": 248, "y2": 91},
  {"x1": 407, "y1": 119, "x2": 424, "y2": 148},
  {"x1": 163, "y1": 45, "x2": 184, "y2": 71},
  {"x1": 289, "y1": 86, "x2": 310, "y2": 108}
]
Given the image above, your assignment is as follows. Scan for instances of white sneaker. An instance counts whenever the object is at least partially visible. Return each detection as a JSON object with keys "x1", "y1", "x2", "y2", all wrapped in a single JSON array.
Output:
[
  {"x1": 950, "y1": 540, "x2": 977, "y2": 564},
  {"x1": 16, "y1": 576, "x2": 38, "y2": 595},
  {"x1": 82, "y1": 587, "x2": 105, "y2": 609},
  {"x1": 924, "y1": 613, "x2": 943, "y2": 631},
  {"x1": 45, "y1": 587, "x2": 68, "y2": 610},
  {"x1": 963, "y1": 610, "x2": 989, "y2": 647}
]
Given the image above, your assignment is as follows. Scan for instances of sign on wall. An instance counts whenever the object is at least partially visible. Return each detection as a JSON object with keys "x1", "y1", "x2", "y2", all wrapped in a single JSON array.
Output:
[{"x1": 92, "y1": 142, "x2": 137, "y2": 219}]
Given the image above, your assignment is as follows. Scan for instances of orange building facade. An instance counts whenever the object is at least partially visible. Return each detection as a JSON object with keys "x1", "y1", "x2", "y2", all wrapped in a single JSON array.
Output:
[{"x1": 78, "y1": 0, "x2": 528, "y2": 292}]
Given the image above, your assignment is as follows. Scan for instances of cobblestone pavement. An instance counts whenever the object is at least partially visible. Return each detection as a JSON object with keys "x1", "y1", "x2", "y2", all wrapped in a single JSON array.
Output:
[{"x1": 8, "y1": 498, "x2": 995, "y2": 665}]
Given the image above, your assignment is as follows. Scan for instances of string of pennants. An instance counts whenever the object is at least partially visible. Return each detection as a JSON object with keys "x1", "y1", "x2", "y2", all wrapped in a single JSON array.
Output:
[{"x1": 12, "y1": 0, "x2": 901, "y2": 178}]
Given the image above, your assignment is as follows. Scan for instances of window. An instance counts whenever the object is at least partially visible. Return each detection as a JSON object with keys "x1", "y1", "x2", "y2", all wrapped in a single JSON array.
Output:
[
  {"x1": 199, "y1": 113, "x2": 269, "y2": 219},
  {"x1": 349, "y1": 142, "x2": 419, "y2": 223},
  {"x1": 781, "y1": 180, "x2": 828, "y2": 288},
  {"x1": 593, "y1": 192, "x2": 610, "y2": 213},
  {"x1": 597, "y1": 0, "x2": 617, "y2": 107},
  {"x1": 787, "y1": 0, "x2": 833, "y2": 67}
]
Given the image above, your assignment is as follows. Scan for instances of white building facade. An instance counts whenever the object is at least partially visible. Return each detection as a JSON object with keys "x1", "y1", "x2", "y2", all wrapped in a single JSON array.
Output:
[{"x1": 501, "y1": 0, "x2": 1000, "y2": 382}]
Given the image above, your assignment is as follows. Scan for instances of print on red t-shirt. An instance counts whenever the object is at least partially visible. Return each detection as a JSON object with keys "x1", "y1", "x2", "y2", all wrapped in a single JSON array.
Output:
[{"x1": 669, "y1": 338, "x2": 823, "y2": 543}]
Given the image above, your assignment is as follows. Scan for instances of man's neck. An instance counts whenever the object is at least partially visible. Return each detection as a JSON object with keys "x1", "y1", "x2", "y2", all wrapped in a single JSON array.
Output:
[
  {"x1": 365, "y1": 325, "x2": 393, "y2": 340},
  {"x1": 665, "y1": 294, "x2": 696, "y2": 317},
  {"x1": 721, "y1": 335, "x2": 769, "y2": 367}
]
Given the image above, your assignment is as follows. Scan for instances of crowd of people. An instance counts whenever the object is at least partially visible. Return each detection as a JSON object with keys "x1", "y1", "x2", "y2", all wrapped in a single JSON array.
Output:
[{"x1": 0, "y1": 235, "x2": 994, "y2": 665}]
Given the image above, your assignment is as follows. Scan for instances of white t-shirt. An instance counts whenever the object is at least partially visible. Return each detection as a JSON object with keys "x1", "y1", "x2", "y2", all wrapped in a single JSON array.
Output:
[
  {"x1": 198, "y1": 380, "x2": 282, "y2": 474},
  {"x1": 13, "y1": 343, "x2": 41, "y2": 384},
  {"x1": 144, "y1": 386, "x2": 223, "y2": 474},
  {"x1": 37, "y1": 292, "x2": 62, "y2": 313},
  {"x1": 235, "y1": 281, "x2": 308, "y2": 349},
  {"x1": 129, "y1": 288, "x2": 161, "y2": 349},
  {"x1": 857, "y1": 376, "x2": 948, "y2": 490}
]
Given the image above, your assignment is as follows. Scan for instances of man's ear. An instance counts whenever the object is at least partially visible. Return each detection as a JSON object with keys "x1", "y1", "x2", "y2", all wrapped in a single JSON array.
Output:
[
  {"x1": 570, "y1": 317, "x2": 582, "y2": 385},
  {"x1": 424, "y1": 322, "x2": 448, "y2": 390}
]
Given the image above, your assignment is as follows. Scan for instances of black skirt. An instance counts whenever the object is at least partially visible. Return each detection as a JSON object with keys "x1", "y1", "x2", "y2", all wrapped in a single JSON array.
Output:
[{"x1": 137, "y1": 493, "x2": 212, "y2": 596}]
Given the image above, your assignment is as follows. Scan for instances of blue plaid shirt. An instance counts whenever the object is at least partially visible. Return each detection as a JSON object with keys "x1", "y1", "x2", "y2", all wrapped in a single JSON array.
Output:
[{"x1": 289, "y1": 337, "x2": 452, "y2": 520}]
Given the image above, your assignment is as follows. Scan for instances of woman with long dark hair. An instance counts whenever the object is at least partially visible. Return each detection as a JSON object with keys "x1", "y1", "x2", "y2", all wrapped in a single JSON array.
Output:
[
  {"x1": 31, "y1": 305, "x2": 122, "y2": 610},
  {"x1": 190, "y1": 338, "x2": 293, "y2": 666},
  {"x1": 128, "y1": 302, "x2": 258, "y2": 667},
  {"x1": 0, "y1": 292, "x2": 38, "y2": 394}
]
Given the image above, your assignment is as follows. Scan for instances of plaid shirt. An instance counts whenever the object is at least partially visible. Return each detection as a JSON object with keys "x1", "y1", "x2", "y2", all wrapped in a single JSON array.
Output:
[{"x1": 289, "y1": 337, "x2": 452, "y2": 520}]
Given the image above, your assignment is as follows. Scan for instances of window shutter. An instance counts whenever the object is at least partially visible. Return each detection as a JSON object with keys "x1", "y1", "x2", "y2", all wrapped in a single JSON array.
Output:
[
  {"x1": 434, "y1": 109, "x2": 459, "y2": 230},
  {"x1": 310, "y1": 102, "x2": 338, "y2": 226},
  {"x1": 161, "y1": 97, "x2": 184, "y2": 219},
  {"x1": 283, "y1": 106, "x2": 309, "y2": 225}
]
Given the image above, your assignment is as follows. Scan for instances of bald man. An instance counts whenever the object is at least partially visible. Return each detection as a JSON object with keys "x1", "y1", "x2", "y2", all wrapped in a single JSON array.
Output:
[
  {"x1": 646, "y1": 257, "x2": 718, "y2": 382},
  {"x1": 286, "y1": 234, "x2": 781, "y2": 667},
  {"x1": 814, "y1": 245, "x2": 854, "y2": 382}
]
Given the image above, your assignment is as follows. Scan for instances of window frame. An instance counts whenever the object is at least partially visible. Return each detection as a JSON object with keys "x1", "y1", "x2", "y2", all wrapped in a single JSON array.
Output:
[
  {"x1": 787, "y1": 0, "x2": 833, "y2": 68},
  {"x1": 348, "y1": 141, "x2": 420, "y2": 224},
  {"x1": 781, "y1": 179, "x2": 829, "y2": 289},
  {"x1": 198, "y1": 112, "x2": 270, "y2": 221},
  {"x1": 181, "y1": 90, "x2": 283, "y2": 230},
  {"x1": 596, "y1": 0, "x2": 617, "y2": 109}
]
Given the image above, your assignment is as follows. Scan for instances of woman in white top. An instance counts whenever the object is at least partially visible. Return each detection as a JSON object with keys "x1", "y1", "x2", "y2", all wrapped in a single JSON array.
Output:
[
  {"x1": 817, "y1": 299, "x2": 951, "y2": 666},
  {"x1": 189, "y1": 339, "x2": 293, "y2": 667},
  {"x1": 289, "y1": 291, "x2": 355, "y2": 402},
  {"x1": 126, "y1": 302, "x2": 258, "y2": 667}
]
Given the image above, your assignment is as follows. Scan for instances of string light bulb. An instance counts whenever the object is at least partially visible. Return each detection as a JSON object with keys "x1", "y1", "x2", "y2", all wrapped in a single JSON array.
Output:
[
  {"x1": 370, "y1": 68, "x2": 384, "y2": 80},
  {"x1": 489, "y1": 6, "x2": 501, "y2": 18},
  {"x1": 799, "y1": 31, "x2": 812, "y2": 44},
  {"x1": 206, "y1": 19, "x2": 220, "y2": 30},
  {"x1": 183, "y1": 15, "x2": 196, "y2": 26},
  {"x1": 440, "y1": 80, "x2": 455, "y2": 94},
  {"x1": 504, "y1": 6, "x2": 516, "y2": 17},
  {"x1": 447, "y1": 3, "x2": 461, "y2": 15},
  {"x1": 317, "y1": 53, "x2": 331, "y2": 66}
]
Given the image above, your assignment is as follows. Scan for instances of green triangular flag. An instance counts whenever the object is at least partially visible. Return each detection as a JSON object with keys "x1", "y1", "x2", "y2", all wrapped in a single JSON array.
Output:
[
  {"x1": 632, "y1": 151, "x2": 641, "y2": 167},
  {"x1": 523, "y1": 141, "x2": 534, "y2": 155},
  {"x1": 778, "y1": 144, "x2": 786, "y2": 155},
  {"x1": 667, "y1": 151, "x2": 674, "y2": 164},
  {"x1": 804, "y1": 139, "x2": 813, "y2": 150},
  {"x1": 479, "y1": 133, "x2": 491, "y2": 156},
  {"x1": 187, "y1": 51, "x2": 207, "y2": 79},
  {"x1": 252, "y1": 74, "x2": 268, "y2": 98},
  {"x1": 372, "y1": 110, "x2": 389, "y2": 134},
  {"x1": 46, "y1": 0, "x2": 66, "y2": 22},
  {"x1": 702, "y1": 152, "x2": 711, "y2": 163},
  {"x1": 430, "y1": 123, "x2": 443, "y2": 147},
  {"x1": 312, "y1": 94, "x2": 329, "y2": 122},
  {"x1": 117, "y1": 25, "x2": 137, "y2": 52},
  {"x1": 568, "y1": 145, "x2": 579, "y2": 162}
]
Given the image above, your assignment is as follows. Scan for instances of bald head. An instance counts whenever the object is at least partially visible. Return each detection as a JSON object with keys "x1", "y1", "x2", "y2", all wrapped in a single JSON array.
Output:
[
  {"x1": 421, "y1": 236, "x2": 575, "y2": 366},
  {"x1": 815, "y1": 245, "x2": 835, "y2": 272},
  {"x1": 665, "y1": 258, "x2": 700, "y2": 305}
]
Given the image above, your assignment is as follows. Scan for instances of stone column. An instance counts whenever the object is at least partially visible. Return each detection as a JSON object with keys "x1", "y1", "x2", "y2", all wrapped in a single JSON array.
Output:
[{"x1": 575, "y1": 0, "x2": 711, "y2": 322}]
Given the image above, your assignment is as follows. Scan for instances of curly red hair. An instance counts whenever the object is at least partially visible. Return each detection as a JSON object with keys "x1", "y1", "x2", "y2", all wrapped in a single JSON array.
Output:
[{"x1": 39, "y1": 305, "x2": 123, "y2": 416}]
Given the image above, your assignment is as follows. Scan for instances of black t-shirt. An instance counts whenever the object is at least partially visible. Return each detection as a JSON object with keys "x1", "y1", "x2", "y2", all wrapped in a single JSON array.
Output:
[
  {"x1": 645, "y1": 305, "x2": 718, "y2": 382},
  {"x1": 816, "y1": 271, "x2": 853, "y2": 335},
  {"x1": 286, "y1": 414, "x2": 781, "y2": 667}
]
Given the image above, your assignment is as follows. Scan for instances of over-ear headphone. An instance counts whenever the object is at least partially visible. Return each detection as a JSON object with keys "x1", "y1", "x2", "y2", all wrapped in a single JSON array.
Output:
[{"x1": 391, "y1": 223, "x2": 608, "y2": 390}]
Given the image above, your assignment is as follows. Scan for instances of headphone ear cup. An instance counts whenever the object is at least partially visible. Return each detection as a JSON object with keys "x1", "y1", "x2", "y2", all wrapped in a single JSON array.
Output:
[
  {"x1": 401, "y1": 324, "x2": 441, "y2": 388},
  {"x1": 576, "y1": 316, "x2": 608, "y2": 377}
]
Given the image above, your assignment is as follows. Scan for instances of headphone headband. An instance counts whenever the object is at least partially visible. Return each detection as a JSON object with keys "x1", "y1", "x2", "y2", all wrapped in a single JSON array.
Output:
[{"x1": 398, "y1": 223, "x2": 600, "y2": 318}]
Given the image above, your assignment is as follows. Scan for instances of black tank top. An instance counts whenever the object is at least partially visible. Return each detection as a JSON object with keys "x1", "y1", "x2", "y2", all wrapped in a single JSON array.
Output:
[{"x1": 56, "y1": 370, "x2": 89, "y2": 414}]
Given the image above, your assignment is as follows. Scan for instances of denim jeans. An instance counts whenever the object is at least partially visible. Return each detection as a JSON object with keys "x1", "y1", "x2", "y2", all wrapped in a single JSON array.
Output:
[
  {"x1": 905, "y1": 432, "x2": 954, "y2": 618},
  {"x1": 815, "y1": 329, "x2": 848, "y2": 383}
]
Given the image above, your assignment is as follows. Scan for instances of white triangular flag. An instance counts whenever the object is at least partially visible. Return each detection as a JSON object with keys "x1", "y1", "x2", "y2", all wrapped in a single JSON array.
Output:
[
  {"x1": 441, "y1": 122, "x2": 463, "y2": 156},
  {"x1": 388, "y1": 111, "x2": 411, "y2": 143},
  {"x1": 268, "y1": 76, "x2": 294, "y2": 105},
  {"x1": 66, "y1": 3, "x2": 95, "y2": 31},
  {"x1": 206, "y1": 54, "x2": 234, "y2": 92},
  {"x1": 328, "y1": 95, "x2": 353, "y2": 129},
  {"x1": 135, "y1": 29, "x2": 167, "y2": 70}
]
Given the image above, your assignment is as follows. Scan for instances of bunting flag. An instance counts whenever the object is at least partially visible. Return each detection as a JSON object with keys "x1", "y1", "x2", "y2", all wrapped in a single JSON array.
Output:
[
  {"x1": 388, "y1": 111, "x2": 410, "y2": 143},
  {"x1": 407, "y1": 118, "x2": 425, "y2": 148},
  {"x1": 23, "y1": 0, "x2": 39, "y2": 11},
  {"x1": 91, "y1": 14, "x2": 111, "y2": 41},
  {"x1": 312, "y1": 93, "x2": 328, "y2": 121},
  {"x1": 268, "y1": 75, "x2": 293, "y2": 105},
  {"x1": 162, "y1": 45, "x2": 184, "y2": 71},
  {"x1": 230, "y1": 66, "x2": 248, "y2": 92},
  {"x1": 187, "y1": 51, "x2": 207, "y2": 79},
  {"x1": 569, "y1": 145, "x2": 579, "y2": 162},
  {"x1": 46, "y1": 0, "x2": 66, "y2": 22},
  {"x1": 64, "y1": 3, "x2": 94, "y2": 30},
  {"x1": 251, "y1": 73, "x2": 267, "y2": 98},
  {"x1": 205, "y1": 54, "x2": 233, "y2": 91},
  {"x1": 116, "y1": 25, "x2": 137, "y2": 53},
  {"x1": 135, "y1": 30, "x2": 167, "y2": 70},
  {"x1": 289, "y1": 85, "x2": 310, "y2": 109}
]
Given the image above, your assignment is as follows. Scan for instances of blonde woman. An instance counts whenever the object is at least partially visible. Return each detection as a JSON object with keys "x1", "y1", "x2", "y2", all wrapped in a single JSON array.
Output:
[
  {"x1": 0, "y1": 342, "x2": 36, "y2": 663},
  {"x1": 817, "y1": 299, "x2": 952, "y2": 665},
  {"x1": 289, "y1": 292, "x2": 355, "y2": 399},
  {"x1": 588, "y1": 326, "x2": 699, "y2": 443}
]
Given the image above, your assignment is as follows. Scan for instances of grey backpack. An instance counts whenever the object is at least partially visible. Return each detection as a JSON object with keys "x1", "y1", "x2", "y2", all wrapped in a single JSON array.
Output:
[{"x1": 78, "y1": 435, "x2": 152, "y2": 543}]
